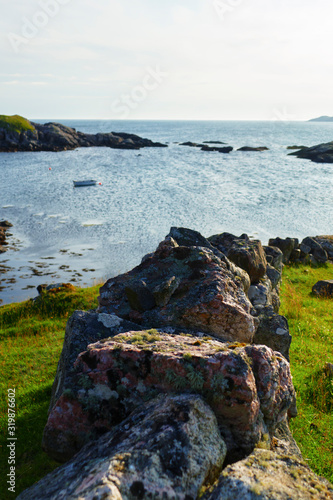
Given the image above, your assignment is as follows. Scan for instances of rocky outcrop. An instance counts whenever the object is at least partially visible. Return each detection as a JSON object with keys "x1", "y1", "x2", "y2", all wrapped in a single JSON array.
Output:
[
  {"x1": 0, "y1": 220, "x2": 12, "y2": 253},
  {"x1": 203, "y1": 141, "x2": 226, "y2": 144},
  {"x1": 20, "y1": 394, "x2": 226, "y2": 500},
  {"x1": 289, "y1": 141, "x2": 333, "y2": 163},
  {"x1": 42, "y1": 331, "x2": 295, "y2": 463},
  {"x1": 0, "y1": 119, "x2": 167, "y2": 152},
  {"x1": 237, "y1": 146, "x2": 269, "y2": 152}
]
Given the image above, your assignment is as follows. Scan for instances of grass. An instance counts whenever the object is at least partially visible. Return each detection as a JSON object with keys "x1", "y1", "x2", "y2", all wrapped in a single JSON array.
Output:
[
  {"x1": 0, "y1": 115, "x2": 35, "y2": 134},
  {"x1": 0, "y1": 264, "x2": 333, "y2": 497},
  {"x1": 280, "y1": 263, "x2": 333, "y2": 482},
  {"x1": 0, "y1": 285, "x2": 100, "y2": 499}
]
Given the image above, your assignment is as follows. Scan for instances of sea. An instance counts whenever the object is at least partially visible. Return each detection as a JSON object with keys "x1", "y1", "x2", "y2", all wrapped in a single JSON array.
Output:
[{"x1": 1, "y1": 119, "x2": 333, "y2": 305}]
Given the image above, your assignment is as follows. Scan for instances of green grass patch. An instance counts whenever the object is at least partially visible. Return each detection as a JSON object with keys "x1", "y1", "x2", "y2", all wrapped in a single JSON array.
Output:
[
  {"x1": 0, "y1": 285, "x2": 100, "y2": 498},
  {"x1": 0, "y1": 114, "x2": 35, "y2": 134},
  {"x1": 280, "y1": 263, "x2": 333, "y2": 482}
]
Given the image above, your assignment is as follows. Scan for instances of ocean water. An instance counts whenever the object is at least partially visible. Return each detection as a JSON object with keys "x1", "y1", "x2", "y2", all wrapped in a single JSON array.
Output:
[{"x1": 1, "y1": 120, "x2": 333, "y2": 305}]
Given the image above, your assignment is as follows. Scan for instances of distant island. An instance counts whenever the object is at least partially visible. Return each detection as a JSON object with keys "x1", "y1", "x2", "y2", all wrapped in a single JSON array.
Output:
[
  {"x1": 0, "y1": 114, "x2": 167, "y2": 152},
  {"x1": 308, "y1": 116, "x2": 333, "y2": 122}
]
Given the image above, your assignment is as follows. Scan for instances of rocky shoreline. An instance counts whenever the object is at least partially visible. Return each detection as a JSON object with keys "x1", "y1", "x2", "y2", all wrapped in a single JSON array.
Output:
[
  {"x1": 17, "y1": 227, "x2": 333, "y2": 499},
  {"x1": 0, "y1": 119, "x2": 167, "y2": 152}
]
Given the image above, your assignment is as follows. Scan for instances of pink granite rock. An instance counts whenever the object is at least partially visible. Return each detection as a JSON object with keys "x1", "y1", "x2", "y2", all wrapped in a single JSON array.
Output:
[
  {"x1": 20, "y1": 395, "x2": 227, "y2": 500},
  {"x1": 43, "y1": 331, "x2": 295, "y2": 463},
  {"x1": 98, "y1": 235, "x2": 257, "y2": 343}
]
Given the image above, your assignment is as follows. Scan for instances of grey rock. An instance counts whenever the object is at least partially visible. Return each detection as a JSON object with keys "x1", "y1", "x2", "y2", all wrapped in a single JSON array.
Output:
[
  {"x1": 125, "y1": 280, "x2": 156, "y2": 312},
  {"x1": 263, "y1": 245, "x2": 284, "y2": 272},
  {"x1": 209, "y1": 233, "x2": 267, "y2": 284},
  {"x1": 268, "y1": 238, "x2": 298, "y2": 264},
  {"x1": 312, "y1": 280, "x2": 333, "y2": 297},
  {"x1": 266, "y1": 264, "x2": 282, "y2": 289},
  {"x1": 248, "y1": 277, "x2": 272, "y2": 309},
  {"x1": 253, "y1": 306, "x2": 292, "y2": 361},
  {"x1": 301, "y1": 237, "x2": 328, "y2": 263},
  {"x1": 20, "y1": 395, "x2": 226, "y2": 500},
  {"x1": 205, "y1": 449, "x2": 333, "y2": 500},
  {"x1": 315, "y1": 236, "x2": 333, "y2": 260}
]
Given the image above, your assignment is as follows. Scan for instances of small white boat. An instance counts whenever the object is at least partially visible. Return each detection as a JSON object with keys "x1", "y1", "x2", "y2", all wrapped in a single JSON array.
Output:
[{"x1": 73, "y1": 180, "x2": 97, "y2": 187}]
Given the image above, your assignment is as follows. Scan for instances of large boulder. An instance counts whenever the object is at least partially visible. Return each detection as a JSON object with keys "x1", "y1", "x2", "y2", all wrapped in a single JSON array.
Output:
[
  {"x1": 312, "y1": 280, "x2": 333, "y2": 297},
  {"x1": 209, "y1": 232, "x2": 267, "y2": 284},
  {"x1": 20, "y1": 394, "x2": 226, "y2": 500},
  {"x1": 43, "y1": 331, "x2": 295, "y2": 463},
  {"x1": 98, "y1": 234, "x2": 257, "y2": 343},
  {"x1": 205, "y1": 449, "x2": 333, "y2": 500},
  {"x1": 48, "y1": 310, "x2": 143, "y2": 412}
]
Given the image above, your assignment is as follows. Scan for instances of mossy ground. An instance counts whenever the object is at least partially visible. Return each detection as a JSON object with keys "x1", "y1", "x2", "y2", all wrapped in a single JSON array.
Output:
[
  {"x1": 0, "y1": 114, "x2": 35, "y2": 134},
  {"x1": 0, "y1": 264, "x2": 333, "y2": 497}
]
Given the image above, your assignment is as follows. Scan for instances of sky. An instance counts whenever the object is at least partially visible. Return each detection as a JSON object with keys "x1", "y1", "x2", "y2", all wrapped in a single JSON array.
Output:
[{"x1": 1, "y1": 0, "x2": 333, "y2": 120}]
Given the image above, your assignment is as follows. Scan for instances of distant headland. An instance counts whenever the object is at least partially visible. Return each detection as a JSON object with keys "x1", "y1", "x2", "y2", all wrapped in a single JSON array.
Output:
[
  {"x1": 0, "y1": 114, "x2": 167, "y2": 152},
  {"x1": 308, "y1": 115, "x2": 333, "y2": 122}
]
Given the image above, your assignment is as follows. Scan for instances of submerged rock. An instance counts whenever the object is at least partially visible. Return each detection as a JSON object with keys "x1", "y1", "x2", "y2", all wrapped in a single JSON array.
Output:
[
  {"x1": 43, "y1": 331, "x2": 295, "y2": 463},
  {"x1": 200, "y1": 145, "x2": 233, "y2": 153},
  {"x1": 237, "y1": 146, "x2": 269, "y2": 152},
  {"x1": 20, "y1": 394, "x2": 226, "y2": 500}
]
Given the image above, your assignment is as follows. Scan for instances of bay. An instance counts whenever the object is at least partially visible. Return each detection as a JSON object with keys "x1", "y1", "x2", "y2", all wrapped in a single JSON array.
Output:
[{"x1": 1, "y1": 119, "x2": 333, "y2": 305}]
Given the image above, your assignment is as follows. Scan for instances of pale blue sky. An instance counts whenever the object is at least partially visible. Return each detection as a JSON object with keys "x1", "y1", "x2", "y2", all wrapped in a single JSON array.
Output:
[{"x1": 1, "y1": 0, "x2": 332, "y2": 120}]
